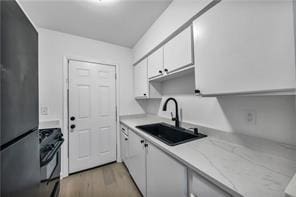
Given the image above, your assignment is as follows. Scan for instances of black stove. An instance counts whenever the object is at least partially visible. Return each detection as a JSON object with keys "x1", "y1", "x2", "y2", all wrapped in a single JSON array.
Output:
[
  {"x1": 39, "y1": 128, "x2": 64, "y2": 197},
  {"x1": 39, "y1": 128, "x2": 64, "y2": 166}
]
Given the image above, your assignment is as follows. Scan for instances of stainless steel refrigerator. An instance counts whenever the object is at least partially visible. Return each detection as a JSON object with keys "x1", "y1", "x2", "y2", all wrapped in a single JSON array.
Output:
[{"x1": 1, "y1": 1, "x2": 40, "y2": 196}]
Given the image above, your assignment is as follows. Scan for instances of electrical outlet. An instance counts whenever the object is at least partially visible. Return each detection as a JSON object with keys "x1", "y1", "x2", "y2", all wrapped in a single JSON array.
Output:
[
  {"x1": 40, "y1": 106, "x2": 48, "y2": 115},
  {"x1": 244, "y1": 110, "x2": 256, "y2": 125}
]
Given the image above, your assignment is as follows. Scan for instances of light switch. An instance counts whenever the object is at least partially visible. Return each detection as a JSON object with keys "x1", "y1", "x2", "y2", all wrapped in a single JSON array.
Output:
[{"x1": 40, "y1": 106, "x2": 48, "y2": 115}]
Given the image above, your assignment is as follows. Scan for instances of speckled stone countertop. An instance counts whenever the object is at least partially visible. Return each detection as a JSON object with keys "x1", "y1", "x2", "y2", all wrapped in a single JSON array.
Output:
[{"x1": 120, "y1": 115, "x2": 296, "y2": 197}]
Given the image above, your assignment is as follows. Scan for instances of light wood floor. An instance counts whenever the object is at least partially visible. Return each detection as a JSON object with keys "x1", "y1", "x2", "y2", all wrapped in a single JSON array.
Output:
[{"x1": 60, "y1": 162, "x2": 142, "y2": 197}]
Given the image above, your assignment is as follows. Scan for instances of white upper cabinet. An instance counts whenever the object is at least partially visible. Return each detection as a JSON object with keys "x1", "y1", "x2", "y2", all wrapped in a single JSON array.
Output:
[
  {"x1": 164, "y1": 26, "x2": 194, "y2": 74},
  {"x1": 134, "y1": 58, "x2": 149, "y2": 98},
  {"x1": 194, "y1": 1, "x2": 296, "y2": 95},
  {"x1": 148, "y1": 47, "x2": 164, "y2": 79}
]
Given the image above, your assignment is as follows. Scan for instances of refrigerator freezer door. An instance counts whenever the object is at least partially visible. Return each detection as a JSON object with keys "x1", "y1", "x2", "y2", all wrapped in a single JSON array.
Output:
[{"x1": 1, "y1": 0, "x2": 39, "y2": 145}]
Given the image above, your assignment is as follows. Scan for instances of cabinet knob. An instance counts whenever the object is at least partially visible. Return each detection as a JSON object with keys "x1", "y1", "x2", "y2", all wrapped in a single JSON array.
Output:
[
  {"x1": 144, "y1": 143, "x2": 148, "y2": 147},
  {"x1": 189, "y1": 128, "x2": 199, "y2": 135},
  {"x1": 70, "y1": 124, "x2": 76, "y2": 129},
  {"x1": 140, "y1": 140, "x2": 144, "y2": 144},
  {"x1": 195, "y1": 89, "x2": 201, "y2": 95},
  {"x1": 125, "y1": 138, "x2": 128, "y2": 141},
  {"x1": 143, "y1": 93, "x2": 147, "y2": 96},
  {"x1": 158, "y1": 70, "x2": 162, "y2": 74},
  {"x1": 70, "y1": 116, "x2": 75, "y2": 121},
  {"x1": 164, "y1": 68, "x2": 168, "y2": 72}
]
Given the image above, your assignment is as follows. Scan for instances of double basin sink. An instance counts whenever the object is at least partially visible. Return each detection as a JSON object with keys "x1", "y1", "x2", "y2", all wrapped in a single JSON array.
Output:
[{"x1": 136, "y1": 123, "x2": 207, "y2": 146}]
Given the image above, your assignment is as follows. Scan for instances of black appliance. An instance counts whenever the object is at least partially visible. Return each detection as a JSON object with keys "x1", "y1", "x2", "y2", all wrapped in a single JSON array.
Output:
[
  {"x1": 1, "y1": 1, "x2": 40, "y2": 197},
  {"x1": 39, "y1": 128, "x2": 64, "y2": 197}
]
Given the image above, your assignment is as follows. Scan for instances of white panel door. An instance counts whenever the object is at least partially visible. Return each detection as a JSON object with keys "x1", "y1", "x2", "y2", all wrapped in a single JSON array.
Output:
[
  {"x1": 164, "y1": 26, "x2": 194, "y2": 73},
  {"x1": 148, "y1": 47, "x2": 164, "y2": 79},
  {"x1": 146, "y1": 142, "x2": 187, "y2": 197},
  {"x1": 134, "y1": 58, "x2": 149, "y2": 98},
  {"x1": 69, "y1": 60, "x2": 116, "y2": 173},
  {"x1": 194, "y1": 1, "x2": 296, "y2": 95}
]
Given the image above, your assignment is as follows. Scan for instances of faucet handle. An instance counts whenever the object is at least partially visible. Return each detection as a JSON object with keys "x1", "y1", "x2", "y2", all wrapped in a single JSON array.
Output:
[
  {"x1": 170, "y1": 112, "x2": 176, "y2": 121},
  {"x1": 189, "y1": 128, "x2": 199, "y2": 135}
]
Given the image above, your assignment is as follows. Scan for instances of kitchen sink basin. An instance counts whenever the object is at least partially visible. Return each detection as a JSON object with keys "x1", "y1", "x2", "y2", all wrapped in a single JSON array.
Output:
[{"x1": 136, "y1": 123, "x2": 207, "y2": 146}]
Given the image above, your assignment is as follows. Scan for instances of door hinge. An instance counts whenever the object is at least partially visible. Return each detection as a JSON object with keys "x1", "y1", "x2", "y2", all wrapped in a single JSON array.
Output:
[
  {"x1": 115, "y1": 73, "x2": 117, "y2": 80},
  {"x1": 66, "y1": 78, "x2": 69, "y2": 88}
]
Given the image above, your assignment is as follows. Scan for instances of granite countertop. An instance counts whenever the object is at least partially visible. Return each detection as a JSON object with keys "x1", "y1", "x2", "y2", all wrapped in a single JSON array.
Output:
[{"x1": 120, "y1": 115, "x2": 296, "y2": 197}]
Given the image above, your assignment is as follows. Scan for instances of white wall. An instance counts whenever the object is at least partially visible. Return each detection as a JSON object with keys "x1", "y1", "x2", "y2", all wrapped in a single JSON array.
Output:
[
  {"x1": 38, "y1": 28, "x2": 144, "y2": 122},
  {"x1": 132, "y1": 0, "x2": 211, "y2": 63},
  {"x1": 38, "y1": 28, "x2": 145, "y2": 176},
  {"x1": 146, "y1": 74, "x2": 296, "y2": 145}
]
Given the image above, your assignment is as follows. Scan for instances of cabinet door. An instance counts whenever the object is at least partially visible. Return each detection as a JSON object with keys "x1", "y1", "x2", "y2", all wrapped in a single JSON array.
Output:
[
  {"x1": 190, "y1": 171, "x2": 231, "y2": 197},
  {"x1": 146, "y1": 143, "x2": 187, "y2": 197},
  {"x1": 127, "y1": 130, "x2": 146, "y2": 195},
  {"x1": 164, "y1": 26, "x2": 194, "y2": 73},
  {"x1": 134, "y1": 58, "x2": 149, "y2": 98},
  {"x1": 148, "y1": 47, "x2": 164, "y2": 79},
  {"x1": 194, "y1": 1, "x2": 296, "y2": 95}
]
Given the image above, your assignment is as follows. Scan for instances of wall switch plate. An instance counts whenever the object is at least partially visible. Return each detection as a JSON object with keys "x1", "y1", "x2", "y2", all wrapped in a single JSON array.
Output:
[
  {"x1": 40, "y1": 106, "x2": 48, "y2": 115},
  {"x1": 244, "y1": 110, "x2": 256, "y2": 125}
]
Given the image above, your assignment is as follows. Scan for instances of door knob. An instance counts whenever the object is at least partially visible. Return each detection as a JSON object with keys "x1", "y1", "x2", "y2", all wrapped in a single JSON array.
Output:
[
  {"x1": 70, "y1": 124, "x2": 76, "y2": 129},
  {"x1": 70, "y1": 116, "x2": 75, "y2": 121}
]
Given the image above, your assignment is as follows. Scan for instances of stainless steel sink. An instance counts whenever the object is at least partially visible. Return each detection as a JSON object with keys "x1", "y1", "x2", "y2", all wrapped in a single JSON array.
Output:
[{"x1": 136, "y1": 123, "x2": 207, "y2": 146}]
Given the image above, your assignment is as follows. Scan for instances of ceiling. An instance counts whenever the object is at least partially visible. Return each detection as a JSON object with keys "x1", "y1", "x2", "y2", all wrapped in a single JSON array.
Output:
[{"x1": 19, "y1": 0, "x2": 171, "y2": 48}]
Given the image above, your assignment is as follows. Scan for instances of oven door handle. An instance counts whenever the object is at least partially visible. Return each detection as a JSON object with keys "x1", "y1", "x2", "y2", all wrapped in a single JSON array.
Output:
[{"x1": 41, "y1": 139, "x2": 64, "y2": 167}]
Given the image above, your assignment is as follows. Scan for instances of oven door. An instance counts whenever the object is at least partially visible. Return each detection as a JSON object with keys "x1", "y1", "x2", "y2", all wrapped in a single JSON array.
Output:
[{"x1": 40, "y1": 149, "x2": 61, "y2": 197}]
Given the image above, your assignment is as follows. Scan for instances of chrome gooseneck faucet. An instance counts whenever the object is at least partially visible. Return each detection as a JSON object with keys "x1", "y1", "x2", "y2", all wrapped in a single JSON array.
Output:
[{"x1": 162, "y1": 97, "x2": 180, "y2": 128}]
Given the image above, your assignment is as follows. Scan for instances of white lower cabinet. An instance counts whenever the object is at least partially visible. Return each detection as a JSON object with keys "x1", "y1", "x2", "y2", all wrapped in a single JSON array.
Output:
[
  {"x1": 146, "y1": 142, "x2": 187, "y2": 197},
  {"x1": 189, "y1": 170, "x2": 232, "y2": 197},
  {"x1": 124, "y1": 129, "x2": 230, "y2": 197},
  {"x1": 127, "y1": 129, "x2": 146, "y2": 195}
]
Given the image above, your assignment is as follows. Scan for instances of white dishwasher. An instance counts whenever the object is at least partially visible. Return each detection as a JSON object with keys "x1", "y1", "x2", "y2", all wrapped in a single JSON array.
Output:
[{"x1": 120, "y1": 124, "x2": 129, "y2": 164}]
